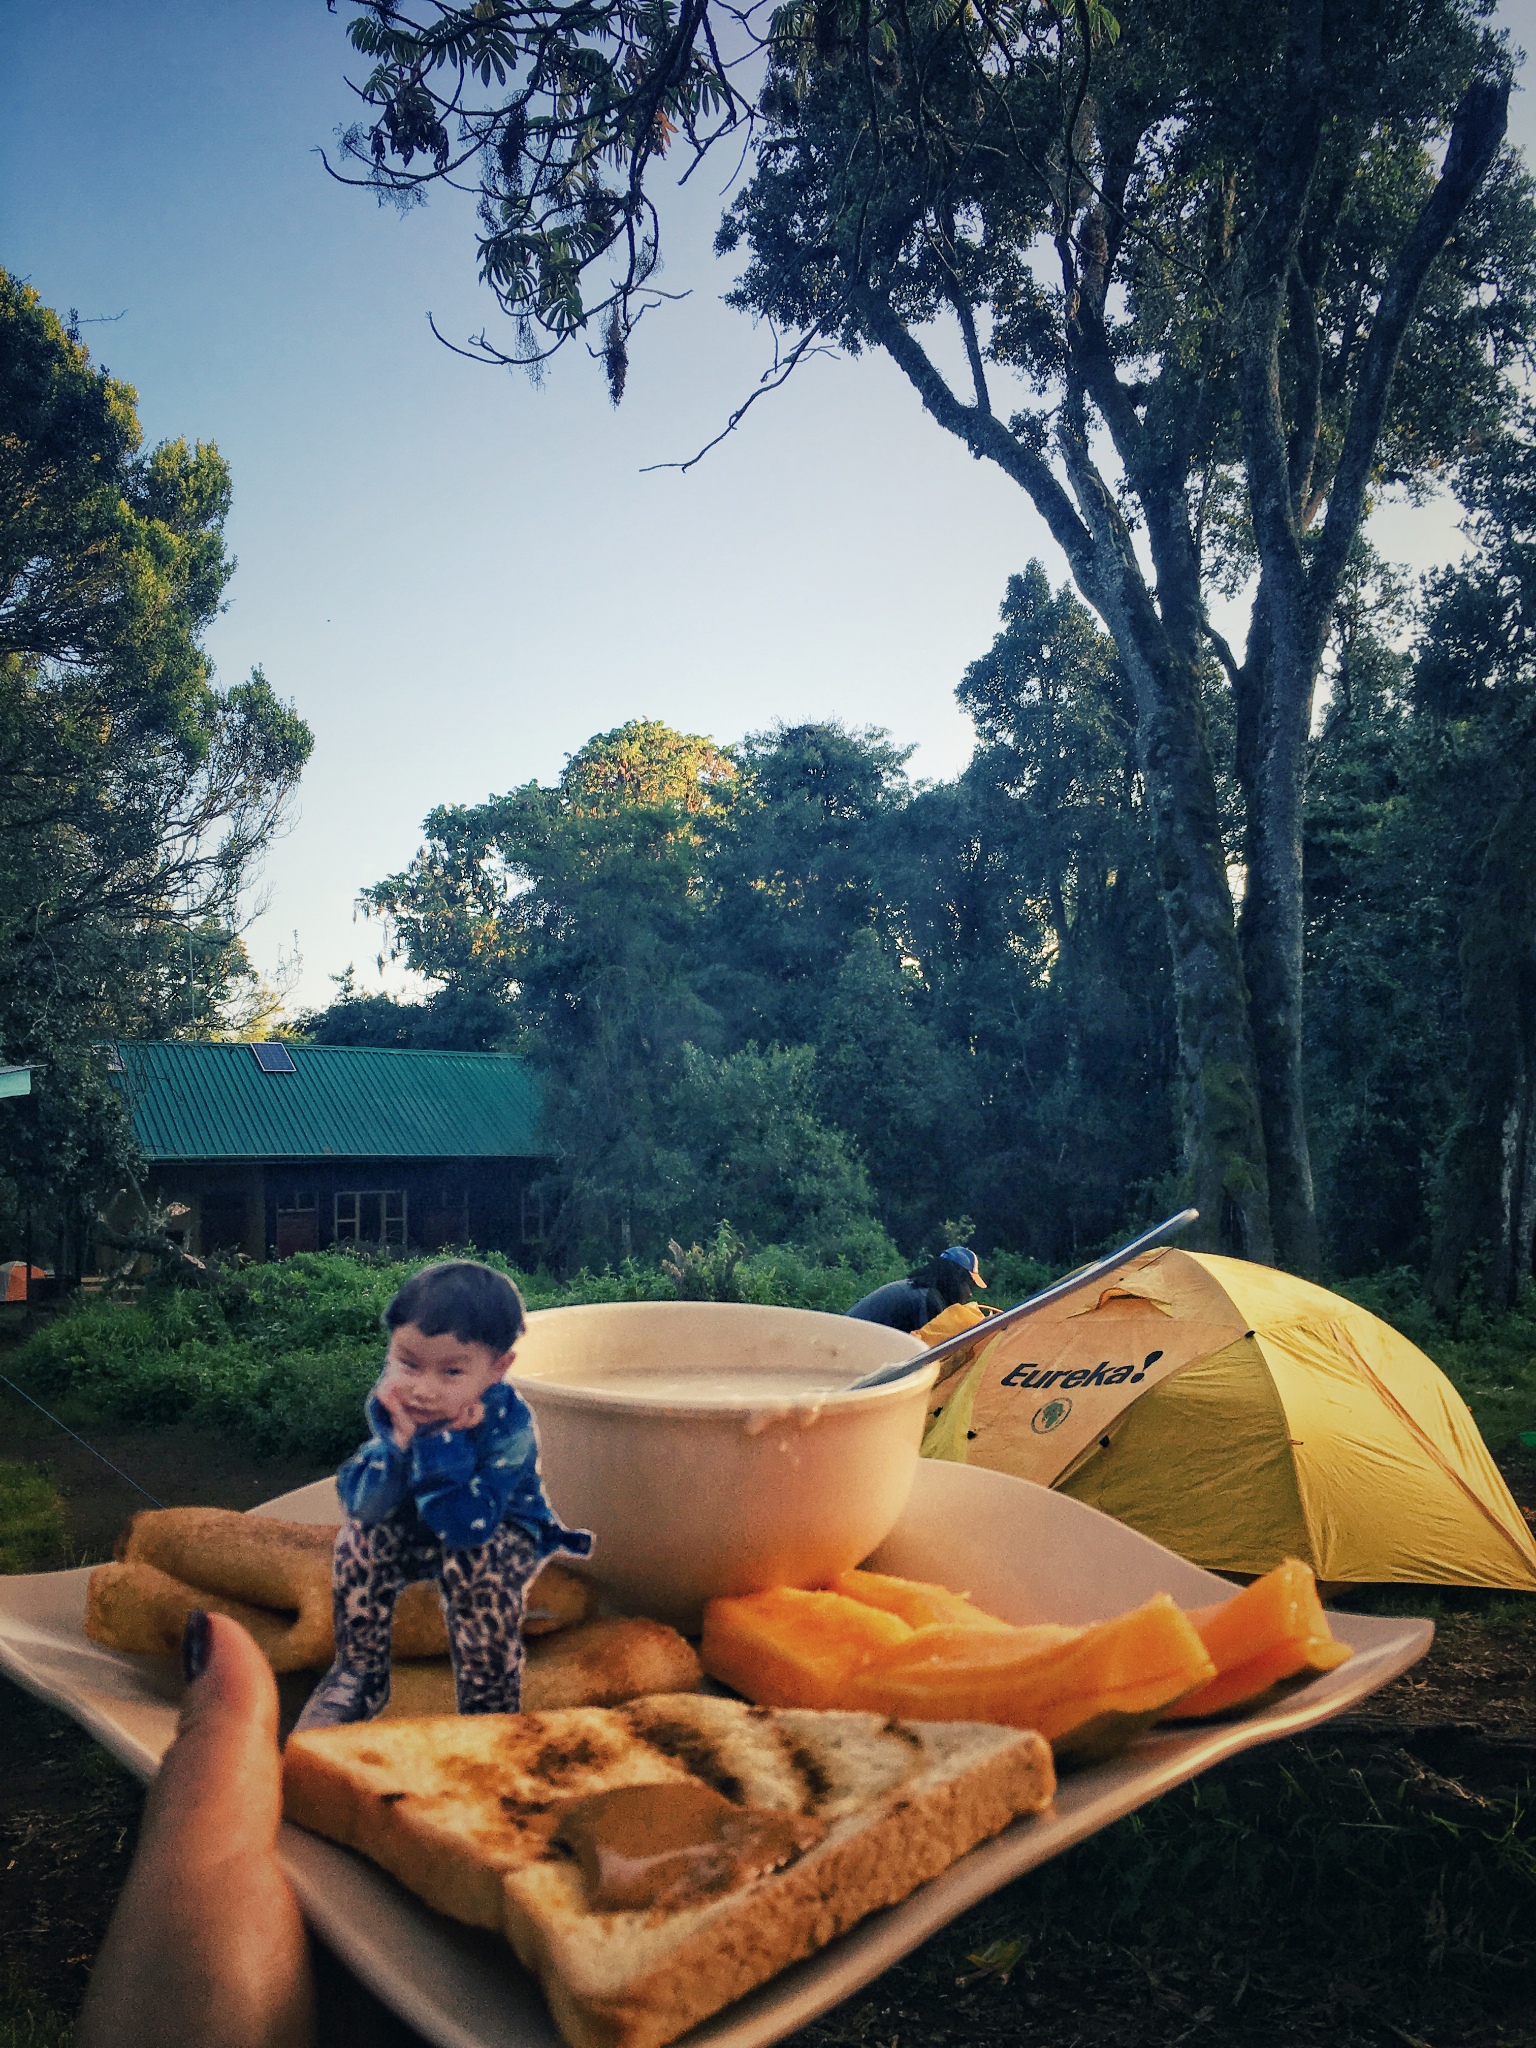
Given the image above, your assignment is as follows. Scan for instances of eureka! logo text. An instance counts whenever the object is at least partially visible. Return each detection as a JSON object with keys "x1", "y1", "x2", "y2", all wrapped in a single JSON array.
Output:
[{"x1": 999, "y1": 1349, "x2": 1164, "y2": 1392}]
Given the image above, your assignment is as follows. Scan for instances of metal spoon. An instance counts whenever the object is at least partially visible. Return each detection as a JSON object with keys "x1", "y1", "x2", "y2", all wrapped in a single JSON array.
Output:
[{"x1": 843, "y1": 1208, "x2": 1201, "y2": 1392}]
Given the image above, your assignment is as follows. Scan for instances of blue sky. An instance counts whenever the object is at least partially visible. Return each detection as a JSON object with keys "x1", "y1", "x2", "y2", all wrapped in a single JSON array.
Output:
[{"x1": 4, "y1": 0, "x2": 1534, "y2": 1011}]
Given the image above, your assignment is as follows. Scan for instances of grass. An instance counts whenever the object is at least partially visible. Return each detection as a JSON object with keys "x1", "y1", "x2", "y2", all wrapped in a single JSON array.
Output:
[{"x1": 0, "y1": 1463, "x2": 69, "y2": 1574}]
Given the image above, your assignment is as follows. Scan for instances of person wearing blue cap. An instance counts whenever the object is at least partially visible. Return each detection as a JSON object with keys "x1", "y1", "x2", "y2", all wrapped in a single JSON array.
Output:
[{"x1": 846, "y1": 1246, "x2": 988, "y2": 1331}]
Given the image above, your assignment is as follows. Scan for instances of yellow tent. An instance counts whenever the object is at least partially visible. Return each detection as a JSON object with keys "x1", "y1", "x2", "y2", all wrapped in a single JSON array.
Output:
[{"x1": 922, "y1": 1248, "x2": 1536, "y2": 1590}]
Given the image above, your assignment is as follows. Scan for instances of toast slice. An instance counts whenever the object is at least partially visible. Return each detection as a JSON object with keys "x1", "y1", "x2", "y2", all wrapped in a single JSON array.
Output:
[{"x1": 284, "y1": 1694, "x2": 1055, "y2": 2048}]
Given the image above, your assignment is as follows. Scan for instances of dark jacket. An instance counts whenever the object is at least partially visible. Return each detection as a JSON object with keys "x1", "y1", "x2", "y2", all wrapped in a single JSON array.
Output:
[
  {"x1": 845, "y1": 1279, "x2": 939, "y2": 1332},
  {"x1": 337, "y1": 1381, "x2": 593, "y2": 1558}
]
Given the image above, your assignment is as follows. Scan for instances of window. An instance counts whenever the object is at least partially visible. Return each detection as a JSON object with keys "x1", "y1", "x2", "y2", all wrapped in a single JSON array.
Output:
[
  {"x1": 200, "y1": 1190, "x2": 247, "y2": 1254},
  {"x1": 520, "y1": 1186, "x2": 547, "y2": 1244},
  {"x1": 251, "y1": 1042, "x2": 297, "y2": 1074},
  {"x1": 335, "y1": 1190, "x2": 407, "y2": 1248},
  {"x1": 275, "y1": 1192, "x2": 319, "y2": 1258}
]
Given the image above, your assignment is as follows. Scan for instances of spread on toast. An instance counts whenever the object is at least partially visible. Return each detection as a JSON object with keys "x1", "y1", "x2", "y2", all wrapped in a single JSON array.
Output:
[{"x1": 553, "y1": 1782, "x2": 826, "y2": 1911}]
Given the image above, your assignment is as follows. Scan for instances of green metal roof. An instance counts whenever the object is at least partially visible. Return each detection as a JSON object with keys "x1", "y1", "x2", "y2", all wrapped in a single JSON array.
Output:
[{"x1": 113, "y1": 1042, "x2": 545, "y2": 1162}]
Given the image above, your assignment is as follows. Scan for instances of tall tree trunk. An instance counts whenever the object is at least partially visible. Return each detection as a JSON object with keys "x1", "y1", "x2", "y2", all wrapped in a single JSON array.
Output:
[
  {"x1": 1238, "y1": 78, "x2": 1509, "y2": 1273},
  {"x1": 1431, "y1": 789, "x2": 1536, "y2": 1309},
  {"x1": 859, "y1": 289, "x2": 1274, "y2": 1260},
  {"x1": 1103, "y1": 610, "x2": 1274, "y2": 1263},
  {"x1": 1233, "y1": 601, "x2": 1321, "y2": 1273}
]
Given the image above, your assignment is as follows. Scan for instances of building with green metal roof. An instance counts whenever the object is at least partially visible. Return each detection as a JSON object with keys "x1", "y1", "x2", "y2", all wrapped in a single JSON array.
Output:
[{"x1": 110, "y1": 1041, "x2": 550, "y2": 1260}]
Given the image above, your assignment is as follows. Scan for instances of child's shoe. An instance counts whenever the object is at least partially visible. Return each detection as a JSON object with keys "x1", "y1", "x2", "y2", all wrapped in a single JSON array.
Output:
[{"x1": 293, "y1": 1660, "x2": 389, "y2": 1731}]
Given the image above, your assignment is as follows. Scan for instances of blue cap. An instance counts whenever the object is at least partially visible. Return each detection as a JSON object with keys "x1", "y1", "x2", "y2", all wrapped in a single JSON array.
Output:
[{"x1": 940, "y1": 1246, "x2": 987, "y2": 1289}]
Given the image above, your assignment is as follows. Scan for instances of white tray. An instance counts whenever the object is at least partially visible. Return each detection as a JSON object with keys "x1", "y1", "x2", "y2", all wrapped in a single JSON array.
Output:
[{"x1": 0, "y1": 1459, "x2": 1431, "y2": 2048}]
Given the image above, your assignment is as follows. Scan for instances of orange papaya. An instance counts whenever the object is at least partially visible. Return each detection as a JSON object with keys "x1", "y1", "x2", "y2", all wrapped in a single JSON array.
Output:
[
  {"x1": 699, "y1": 1586, "x2": 914, "y2": 1709},
  {"x1": 1163, "y1": 1558, "x2": 1352, "y2": 1720},
  {"x1": 841, "y1": 1594, "x2": 1214, "y2": 1753},
  {"x1": 826, "y1": 1568, "x2": 1016, "y2": 1633}
]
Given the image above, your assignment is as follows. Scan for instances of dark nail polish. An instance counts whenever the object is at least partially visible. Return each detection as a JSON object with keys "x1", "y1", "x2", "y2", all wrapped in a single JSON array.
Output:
[{"x1": 182, "y1": 1607, "x2": 211, "y2": 1684}]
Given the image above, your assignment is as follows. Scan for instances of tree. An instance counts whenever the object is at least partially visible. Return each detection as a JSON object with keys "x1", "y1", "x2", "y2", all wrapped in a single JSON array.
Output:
[
  {"x1": 706, "y1": 721, "x2": 910, "y2": 1047},
  {"x1": 0, "y1": 273, "x2": 312, "y2": 1258},
  {"x1": 658, "y1": 1041, "x2": 885, "y2": 1254},
  {"x1": 718, "y1": 0, "x2": 1528, "y2": 1265},
  {"x1": 1299, "y1": 560, "x2": 1453, "y2": 1277},
  {"x1": 1413, "y1": 422, "x2": 1536, "y2": 1307},
  {"x1": 293, "y1": 968, "x2": 510, "y2": 1050},
  {"x1": 330, "y1": 0, "x2": 1534, "y2": 1269},
  {"x1": 365, "y1": 719, "x2": 734, "y2": 1262}
]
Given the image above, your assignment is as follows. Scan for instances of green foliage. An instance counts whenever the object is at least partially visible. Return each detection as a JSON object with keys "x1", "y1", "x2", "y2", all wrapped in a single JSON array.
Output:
[
  {"x1": 329, "y1": 1, "x2": 751, "y2": 391},
  {"x1": 0, "y1": 270, "x2": 312, "y2": 1260},
  {"x1": 364, "y1": 666, "x2": 1181, "y2": 1271},
  {"x1": 658, "y1": 1044, "x2": 884, "y2": 1255},
  {"x1": 11, "y1": 1240, "x2": 908, "y2": 1461},
  {"x1": 0, "y1": 1978, "x2": 73, "y2": 2048},
  {"x1": 1303, "y1": 426, "x2": 1536, "y2": 1305},
  {"x1": 324, "y1": 0, "x2": 1536, "y2": 1277},
  {"x1": 0, "y1": 1462, "x2": 68, "y2": 1575},
  {"x1": 293, "y1": 968, "x2": 508, "y2": 1051}
]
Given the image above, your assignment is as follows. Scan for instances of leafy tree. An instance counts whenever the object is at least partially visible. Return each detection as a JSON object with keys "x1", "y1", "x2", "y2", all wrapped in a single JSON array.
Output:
[
  {"x1": 706, "y1": 721, "x2": 910, "y2": 1047},
  {"x1": 331, "y1": 1, "x2": 1534, "y2": 1272},
  {"x1": 811, "y1": 928, "x2": 969, "y2": 1253},
  {"x1": 656, "y1": 1041, "x2": 887, "y2": 1256},
  {"x1": 905, "y1": 570, "x2": 1177, "y2": 1257},
  {"x1": 365, "y1": 719, "x2": 734, "y2": 1262},
  {"x1": 0, "y1": 273, "x2": 312, "y2": 1263},
  {"x1": 718, "y1": 0, "x2": 1528, "y2": 1266},
  {"x1": 1412, "y1": 423, "x2": 1536, "y2": 1306},
  {"x1": 293, "y1": 968, "x2": 510, "y2": 1050},
  {"x1": 1300, "y1": 562, "x2": 1451, "y2": 1276}
]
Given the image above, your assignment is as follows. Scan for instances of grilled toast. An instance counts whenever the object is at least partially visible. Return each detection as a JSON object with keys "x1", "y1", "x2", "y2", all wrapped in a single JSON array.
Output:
[{"x1": 283, "y1": 1693, "x2": 1054, "y2": 2048}]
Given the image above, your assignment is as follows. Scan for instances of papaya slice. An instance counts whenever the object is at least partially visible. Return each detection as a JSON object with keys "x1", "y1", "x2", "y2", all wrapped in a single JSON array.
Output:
[
  {"x1": 841, "y1": 1594, "x2": 1215, "y2": 1754},
  {"x1": 700, "y1": 1587, "x2": 914, "y2": 1709},
  {"x1": 1163, "y1": 1558, "x2": 1351, "y2": 1720},
  {"x1": 827, "y1": 1568, "x2": 1016, "y2": 1633}
]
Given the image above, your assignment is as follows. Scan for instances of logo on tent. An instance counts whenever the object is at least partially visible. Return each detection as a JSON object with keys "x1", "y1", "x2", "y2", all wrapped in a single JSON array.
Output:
[{"x1": 1032, "y1": 1398, "x2": 1072, "y2": 1434}]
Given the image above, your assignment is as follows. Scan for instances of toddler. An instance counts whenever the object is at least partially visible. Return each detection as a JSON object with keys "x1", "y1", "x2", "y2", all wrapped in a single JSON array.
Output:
[{"x1": 295, "y1": 1260, "x2": 591, "y2": 1729}]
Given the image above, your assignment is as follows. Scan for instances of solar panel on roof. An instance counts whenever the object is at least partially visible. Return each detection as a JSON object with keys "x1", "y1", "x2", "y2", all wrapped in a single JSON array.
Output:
[{"x1": 251, "y1": 1042, "x2": 297, "y2": 1074}]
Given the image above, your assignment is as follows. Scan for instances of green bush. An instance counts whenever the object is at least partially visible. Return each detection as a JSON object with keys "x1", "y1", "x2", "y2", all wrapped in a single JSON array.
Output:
[{"x1": 11, "y1": 1237, "x2": 908, "y2": 1463}]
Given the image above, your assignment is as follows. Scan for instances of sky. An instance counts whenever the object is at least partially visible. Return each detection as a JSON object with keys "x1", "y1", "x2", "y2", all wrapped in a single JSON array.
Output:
[{"x1": 3, "y1": 0, "x2": 1535, "y2": 1012}]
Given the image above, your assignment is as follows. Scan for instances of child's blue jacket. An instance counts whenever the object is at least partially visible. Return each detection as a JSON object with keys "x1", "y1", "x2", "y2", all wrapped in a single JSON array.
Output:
[{"x1": 337, "y1": 1381, "x2": 593, "y2": 1558}]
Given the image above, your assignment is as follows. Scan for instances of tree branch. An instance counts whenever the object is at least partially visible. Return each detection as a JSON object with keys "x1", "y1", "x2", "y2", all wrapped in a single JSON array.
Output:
[
  {"x1": 849, "y1": 282, "x2": 1099, "y2": 583},
  {"x1": 1312, "y1": 77, "x2": 1510, "y2": 611}
]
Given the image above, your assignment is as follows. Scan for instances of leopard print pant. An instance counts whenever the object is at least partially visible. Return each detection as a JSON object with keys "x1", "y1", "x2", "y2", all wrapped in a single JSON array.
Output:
[{"x1": 300, "y1": 1508, "x2": 539, "y2": 1727}]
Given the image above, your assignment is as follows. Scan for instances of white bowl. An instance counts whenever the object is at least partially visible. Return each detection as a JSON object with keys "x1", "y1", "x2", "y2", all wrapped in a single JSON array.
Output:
[{"x1": 506, "y1": 1302, "x2": 933, "y2": 1627}]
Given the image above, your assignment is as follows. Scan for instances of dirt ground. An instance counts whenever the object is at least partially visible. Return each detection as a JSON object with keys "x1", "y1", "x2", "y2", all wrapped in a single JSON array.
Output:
[{"x1": 4, "y1": 1386, "x2": 1535, "y2": 2047}]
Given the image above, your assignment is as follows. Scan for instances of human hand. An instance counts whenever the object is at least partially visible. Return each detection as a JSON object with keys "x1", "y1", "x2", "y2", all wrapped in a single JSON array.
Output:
[
  {"x1": 75, "y1": 1610, "x2": 316, "y2": 2048},
  {"x1": 374, "y1": 1371, "x2": 417, "y2": 1450}
]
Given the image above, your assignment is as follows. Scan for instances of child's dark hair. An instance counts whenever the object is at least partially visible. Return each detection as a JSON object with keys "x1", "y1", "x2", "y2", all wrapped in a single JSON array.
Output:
[{"x1": 383, "y1": 1260, "x2": 526, "y2": 1353}]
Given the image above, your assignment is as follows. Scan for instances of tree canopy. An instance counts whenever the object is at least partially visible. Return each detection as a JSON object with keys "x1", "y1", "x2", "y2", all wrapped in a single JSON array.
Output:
[
  {"x1": 0, "y1": 272, "x2": 312, "y2": 1265},
  {"x1": 325, "y1": 0, "x2": 1536, "y2": 1273}
]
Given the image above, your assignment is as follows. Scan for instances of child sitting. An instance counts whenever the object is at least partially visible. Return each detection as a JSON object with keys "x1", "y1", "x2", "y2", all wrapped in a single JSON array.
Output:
[{"x1": 295, "y1": 1260, "x2": 592, "y2": 1729}]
